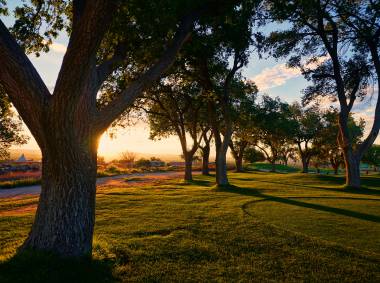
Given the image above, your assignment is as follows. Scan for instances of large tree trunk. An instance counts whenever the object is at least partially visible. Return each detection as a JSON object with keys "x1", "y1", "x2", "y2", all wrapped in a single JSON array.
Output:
[
  {"x1": 201, "y1": 145, "x2": 210, "y2": 175},
  {"x1": 270, "y1": 161, "x2": 276, "y2": 172},
  {"x1": 215, "y1": 145, "x2": 229, "y2": 186},
  {"x1": 344, "y1": 150, "x2": 361, "y2": 188},
  {"x1": 184, "y1": 154, "x2": 193, "y2": 181},
  {"x1": 235, "y1": 156, "x2": 244, "y2": 172},
  {"x1": 301, "y1": 156, "x2": 309, "y2": 173},
  {"x1": 21, "y1": 137, "x2": 98, "y2": 257}
]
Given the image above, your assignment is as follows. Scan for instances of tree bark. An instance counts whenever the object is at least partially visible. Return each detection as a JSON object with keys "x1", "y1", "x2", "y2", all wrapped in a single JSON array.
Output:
[
  {"x1": 344, "y1": 150, "x2": 361, "y2": 188},
  {"x1": 21, "y1": 137, "x2": 98, "y2": 257},
  {"x1": 184, "y1": 154, "x2": 193, "y2": 181},
  {"x1": 301, "y1": 156, "x2": 309, "y2": 173},
  {"x1": 235, "y1": 156, "x2": 244, "y2": 172},
  {"x1": 215, "y1": 148, "x2": 228, "y2": 185},
  {"x1": 201, "y1": 145, "x2": 210, "y2": 175}
]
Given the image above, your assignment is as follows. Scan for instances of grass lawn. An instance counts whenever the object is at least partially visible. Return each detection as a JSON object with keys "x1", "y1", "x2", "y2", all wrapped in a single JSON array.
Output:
[
  {"x1": 246, "y1": 162, "x2": 300, "y2": 173},
  {"x1": 0, "y1": 171, "x2": 379, "y2": 282}
]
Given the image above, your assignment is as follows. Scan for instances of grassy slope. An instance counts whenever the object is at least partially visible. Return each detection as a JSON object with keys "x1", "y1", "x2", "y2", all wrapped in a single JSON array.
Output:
[{"x1": 0, "y1": 172, "x2": 379, "y2": 282}]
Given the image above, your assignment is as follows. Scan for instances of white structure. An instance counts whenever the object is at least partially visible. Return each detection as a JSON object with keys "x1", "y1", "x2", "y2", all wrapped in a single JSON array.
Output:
[{"x1": 16, "y1": 154, "x2": 27, "y2": 162}]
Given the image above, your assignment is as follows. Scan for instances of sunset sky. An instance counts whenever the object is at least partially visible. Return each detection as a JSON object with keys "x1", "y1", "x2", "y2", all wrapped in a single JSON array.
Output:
[{"x1": 3, "y1": 7, "x2": 378, "y2": 161}]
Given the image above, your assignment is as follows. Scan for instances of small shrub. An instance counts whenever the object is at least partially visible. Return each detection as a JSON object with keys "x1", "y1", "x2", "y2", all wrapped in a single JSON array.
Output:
[{"x1": 0, "y1": 178, "x2": 41, "y2": 189}]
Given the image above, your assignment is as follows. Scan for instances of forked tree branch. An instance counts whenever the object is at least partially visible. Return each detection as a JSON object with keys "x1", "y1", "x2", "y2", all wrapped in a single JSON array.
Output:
[
  {"x1": 95, "y1": 11, "x2": 200, "y2": 132},
  {"x1": 0, "y1": 20, "x2": 50, "y2": 139},
  {"x1": 53, "y1": 0, "x2": 117, "y2": 101}
]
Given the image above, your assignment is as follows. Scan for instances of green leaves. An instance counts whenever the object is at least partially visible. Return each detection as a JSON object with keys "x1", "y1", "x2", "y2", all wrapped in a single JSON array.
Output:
[
  {"x1": 10, "y1": 1, "x2": 70, "y2": 55},
  {"x1": 0, "y1": 86, "x2": 28, "y2": 160},
  {"x1": 363, "y1": 145, "x2": 380, "y2": 167},
  {"x1": 0, "y1": 0, "x2": 8, "y2": 16}
]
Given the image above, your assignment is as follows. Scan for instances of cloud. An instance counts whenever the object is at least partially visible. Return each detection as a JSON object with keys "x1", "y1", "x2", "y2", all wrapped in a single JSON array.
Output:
[
  {"x1": 50, "y1": 42, "x2": 67, "y2": 53},
  {"x1": 41, "y1": 40, "x2": 67, "y2": 53},
  {"x1": 251, "y1": 56, "x2": 330, "y2": 91},
  {"x1": 251, "y1": 63, "x2": 300, "y2": 91}
]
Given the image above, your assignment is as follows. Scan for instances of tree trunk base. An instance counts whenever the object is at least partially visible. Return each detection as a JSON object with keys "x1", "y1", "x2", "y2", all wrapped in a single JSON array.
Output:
[
  {"x1": 345, "y1": 154, "x2": 361, "y2": 189},
  {"x1": 20, "y1": 144, "x2": 98, "y2": 258}
]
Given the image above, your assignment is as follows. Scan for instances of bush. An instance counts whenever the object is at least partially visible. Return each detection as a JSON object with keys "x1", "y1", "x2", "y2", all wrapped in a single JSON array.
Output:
[
  {"x1": 243, "y1": 147, "x2": 266, "y2": 163},
  {"x1": 135, "y1": 158, "x2": 151, "y2": 168},
  {"x1": 0, "y1": 178, "x2": 40, "y2": 189}
]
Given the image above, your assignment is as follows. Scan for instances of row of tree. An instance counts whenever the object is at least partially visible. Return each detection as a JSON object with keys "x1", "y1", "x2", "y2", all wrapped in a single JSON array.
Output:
[
  {"x1": 0, "y1": 0, "x2": 379, "y2": 257},
  {"x1": 140, "y1": 82, "x2": 371, "y2": 179}
]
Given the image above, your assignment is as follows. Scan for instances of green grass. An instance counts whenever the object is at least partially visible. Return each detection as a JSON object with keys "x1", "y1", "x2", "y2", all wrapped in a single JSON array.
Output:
[
  {"x1": 0, "y1": 172, "x2": 380, "y2": 282},
  {"x1": 0, "y1": 178, "x2": 40, "y2": 189},
  {"x1": 246, "y1": 162, "x2": 300, "y2": 173}
]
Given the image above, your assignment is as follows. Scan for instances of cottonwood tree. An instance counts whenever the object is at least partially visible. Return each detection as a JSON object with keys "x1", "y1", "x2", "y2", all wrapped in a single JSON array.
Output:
[
  {"x1": 119, "y1": 151, "x2": 137, "y2": 168},
  {"x1": 278, "y1": 145, "x2": 296, "y2": 166},
  {"x1": 266, "y1": 0, "x2": 379, "y2": 188},
  {"x1": 289, "y1": 103, "x2": 323, "y2": 173},
  {"x1": 0, "y1": 0, "x2": 233, "y2": 257},
  {"x1": 0, "y1": 88, "x2": 28, "y2": 160},
  {"x1": 363, "y1": 144, "x2": 380, "y2": 171},
  {"x1": 141, "y1": 74, "x2": 205, "y2": 181},
  {"x1": 198, "y1": 126, "x2": 213, "y2": 175},
  {"x1": 229, "y1": 132, "x2": 250, "y2": 172},
  {"x1": 243, "y1": 146, "x2": 266, "y2": 163},
  {"x1": 314, "y1": 108, "x2": 365, "y2": 174},
  {"x1": 254, "y1": 96, "x2": 296, "y2": 172},
  {"x1": 228, "y1": 80, "x2": 258, "y2": 172},
  {"x1": 186, "y1": 0, "x2": 260, "y2": 185}
]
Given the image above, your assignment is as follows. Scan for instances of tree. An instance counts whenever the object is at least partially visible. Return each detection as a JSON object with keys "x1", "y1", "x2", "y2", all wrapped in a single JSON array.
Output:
[
  {"x1": 119, "y1": 151, "x2": 137, "y2": 167},
  {"x1": 278, "y1": 145, "x2": 296, "y2": 166},
  {"x1": 141, "y1": 72, "x2": 205, "y2": 181},
  {"x1": 228, "y1": 81, "x2": 258, "y2": 172},
  {"x1": 0, "y1": 1, "x2": 228, "y2": 257},
  {"x1": 313, "y1": 108, "x2": 364, "y2": 174},
  {"x1": 254, "y1": 96, "x2": 296, "y2": 172},
  {"x1": 289, "y1": 103, "x2": 323, "y2": 173},
  {"x1": 198, "y1": 127, "x2": 213, "y2": 175},
  {"x1": 97, "y1": 156, "x2": 106, "y2": 165},
  {"x1": 0, "y1": 89, "x2": 28, "y2": 160},
  {"x1": 189, "y1": 0, "x2": 260, "y2": 185},
  {"x1": 135, "y1": 158, "x2": 151, "y2": 168},
  {"x1": 266, "y1": 0, "x2": 379, "y2": 188},
  {"x1": 363, "y1": 145, "x2": 380, "y2": 171},
  {"x1": 243, "y1": 146, "x2": 265, "y2": 163}
]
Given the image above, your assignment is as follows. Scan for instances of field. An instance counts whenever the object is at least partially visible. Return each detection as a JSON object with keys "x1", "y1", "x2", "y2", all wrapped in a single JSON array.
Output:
[{"x1": 0, "y1": 171, "x2": 379, "y2": 282}]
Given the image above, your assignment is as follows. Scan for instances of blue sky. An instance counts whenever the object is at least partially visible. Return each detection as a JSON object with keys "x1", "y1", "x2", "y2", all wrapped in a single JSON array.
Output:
[{"x1": 1, "y1": 4, "x2": 378, "y2": 160}]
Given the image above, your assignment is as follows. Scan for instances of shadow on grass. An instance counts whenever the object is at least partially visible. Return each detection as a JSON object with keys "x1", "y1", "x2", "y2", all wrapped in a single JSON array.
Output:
[
  {"x1": 233, "y1": 175, "x2": 380, "y2": 196},
  {"x1": 0, "y1": 251, "x2": 117, "y2": 283},
  {"x1": 219, "y1": 185, "x2": 380, "y2": 224},
  {"x1": 170, "y1": 179, "x2": 214, "y2": 187}
]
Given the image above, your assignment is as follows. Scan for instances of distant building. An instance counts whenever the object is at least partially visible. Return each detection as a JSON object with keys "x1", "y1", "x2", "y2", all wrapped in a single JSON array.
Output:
[
  {"x1": 150, "y1": 160, "x2": 165, "y2": 167},
  {"x1": 16, "y1": 154, "x2": 27, "y2": 162}
]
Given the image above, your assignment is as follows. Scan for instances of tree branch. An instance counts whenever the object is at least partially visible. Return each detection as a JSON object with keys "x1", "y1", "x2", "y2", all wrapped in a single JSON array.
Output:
[
  {"x1": 96, "y1": 41, "x2": 128, "y2": 89},
  {"x1": 0, "y1": 20, "x2": 50, "y2": 141},
  {"x1": 94, "y1": 11, "x2": 199, "y2": 132},
  {"x1": 53, "y1": 0, "x2": 117, "y2": 102}
]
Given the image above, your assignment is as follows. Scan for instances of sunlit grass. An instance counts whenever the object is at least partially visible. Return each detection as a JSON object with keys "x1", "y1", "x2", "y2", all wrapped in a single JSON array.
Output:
[{"x1": 0, "y1": 171, "x2": 379, "y2": 282}]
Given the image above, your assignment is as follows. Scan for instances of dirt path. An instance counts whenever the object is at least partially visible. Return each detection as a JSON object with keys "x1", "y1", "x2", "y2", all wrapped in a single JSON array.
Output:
[{"x1": 0, "y1": 171, "x2": 195, "y2": 198}]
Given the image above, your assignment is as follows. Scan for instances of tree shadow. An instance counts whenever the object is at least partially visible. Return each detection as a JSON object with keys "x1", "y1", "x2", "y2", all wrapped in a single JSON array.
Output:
[
  {"x1": 221, "y1": 185, "x2": 380, "y2": 224},
  {"x1": 233, "y1": 176, "x2": 380, "y2": 196},
  {"x1": 0, "y1": 251, "x2": 117, "y2": 283},
  {"x1": 187, "y1": 179, "x2": 214, "y2": 186},
  {"x1": 171, "y1": 179, "x2": 214, "y2": 187}
]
